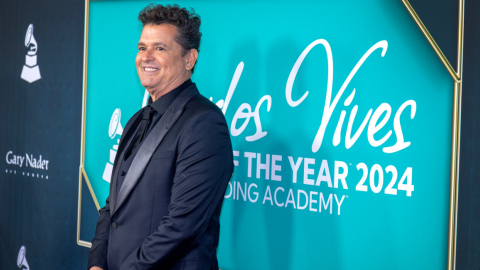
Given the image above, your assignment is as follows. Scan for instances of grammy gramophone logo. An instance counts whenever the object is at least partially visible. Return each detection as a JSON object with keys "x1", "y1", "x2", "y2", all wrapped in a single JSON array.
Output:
[
  {"x1": 102, "y1": 108, "x2": 124, "y2": 183},
  {"x1": 21, "y1": 24, "x2": 42, "y2": 83},
  {"x1": 17, "y1": 246, "x2": 30, "y2": 270}
]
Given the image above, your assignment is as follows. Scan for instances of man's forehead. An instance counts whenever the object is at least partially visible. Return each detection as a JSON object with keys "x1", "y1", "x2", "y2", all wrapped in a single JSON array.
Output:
[{"x1": 139, "y1": 24, "x2": 178, "y2": 42}]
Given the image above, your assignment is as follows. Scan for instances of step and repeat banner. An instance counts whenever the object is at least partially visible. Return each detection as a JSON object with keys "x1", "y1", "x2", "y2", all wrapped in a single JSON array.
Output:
[
  {"x1": 82, "y1": 1, "x2": 454, "y2": 269},
  {"x1": 0, "y1": 0, "x2": 89, "y2": 269}
]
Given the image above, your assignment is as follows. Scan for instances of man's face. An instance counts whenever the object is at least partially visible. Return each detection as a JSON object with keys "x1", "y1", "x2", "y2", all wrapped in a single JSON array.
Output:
[{"x1": 136, "y1": 24, "x2": 189, "y2": 97}]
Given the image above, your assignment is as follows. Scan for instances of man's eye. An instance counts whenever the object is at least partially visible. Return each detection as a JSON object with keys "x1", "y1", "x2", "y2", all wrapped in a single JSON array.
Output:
[
  {"x1": 156, "y1": 47, "x2": 164, "y2": 51},
  {"x1": 139, "y1": 47, "x2": 146, "y2": 51}
]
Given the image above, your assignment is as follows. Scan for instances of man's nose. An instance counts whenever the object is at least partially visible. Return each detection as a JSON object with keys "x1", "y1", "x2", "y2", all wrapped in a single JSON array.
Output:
[{"x1": 142, "y1": 48, "x2": 154, "y2": 62}]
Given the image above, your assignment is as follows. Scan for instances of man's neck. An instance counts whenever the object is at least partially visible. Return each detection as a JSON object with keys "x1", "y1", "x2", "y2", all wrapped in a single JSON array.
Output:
[{"x1": 150, "y1": 74, "x2": 191, "y2": 102}]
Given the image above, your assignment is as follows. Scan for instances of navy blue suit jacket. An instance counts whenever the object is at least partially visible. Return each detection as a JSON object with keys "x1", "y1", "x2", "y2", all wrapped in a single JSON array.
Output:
[{"x1": 88, "y1": 85, "x2": 234, "y2": 270}]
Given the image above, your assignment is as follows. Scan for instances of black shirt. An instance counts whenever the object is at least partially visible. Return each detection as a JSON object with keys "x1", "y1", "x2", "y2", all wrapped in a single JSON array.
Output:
[
  {"x1": 145, "y1": 79, "x2": 193, "y2": 137},
  {"x1": 116, "y1": 79, "x2": 193, "y2": 193}
]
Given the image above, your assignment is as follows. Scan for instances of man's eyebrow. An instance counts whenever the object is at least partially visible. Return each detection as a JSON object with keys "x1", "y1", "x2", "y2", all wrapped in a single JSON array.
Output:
[
  {"x1": 153, "y1": 42, "x2": 168, "y2": 48},
  {"x1": 137, "y1": 41, "x2": 169, "y2": 48}
]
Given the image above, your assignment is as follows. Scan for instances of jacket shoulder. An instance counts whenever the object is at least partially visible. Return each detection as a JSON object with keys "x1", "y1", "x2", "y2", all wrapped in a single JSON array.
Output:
[{"x1": 184, "y1": 93, "x2": 225, "y2": 118}]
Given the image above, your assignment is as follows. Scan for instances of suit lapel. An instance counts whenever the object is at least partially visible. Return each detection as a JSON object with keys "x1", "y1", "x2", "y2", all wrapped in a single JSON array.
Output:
[
  {"x1": 111, "y1": 85, "x2": 199, "y2": 217},
  {"x1": 109, "y1": 113, "x2": 143, "y2": 214}
]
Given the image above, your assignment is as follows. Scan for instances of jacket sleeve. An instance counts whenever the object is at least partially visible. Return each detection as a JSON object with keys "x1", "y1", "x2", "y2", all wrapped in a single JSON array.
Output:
[
  {"x1": 87, "y1": 196, "x2": 111, "y2": 270},
  {"x1": 120, "y1": 110, "x2": 234, "y2": 270}
]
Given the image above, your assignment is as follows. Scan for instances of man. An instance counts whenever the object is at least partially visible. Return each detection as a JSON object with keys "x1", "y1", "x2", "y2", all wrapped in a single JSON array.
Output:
[{"x1": 88, "y1": 4, "x2": 234, "y2": 270}]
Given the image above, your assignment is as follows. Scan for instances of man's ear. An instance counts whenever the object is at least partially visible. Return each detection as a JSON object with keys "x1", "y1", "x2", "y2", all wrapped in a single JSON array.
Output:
[{"x1": 185, "y1": 49, "x2": 198, "y2": 71}]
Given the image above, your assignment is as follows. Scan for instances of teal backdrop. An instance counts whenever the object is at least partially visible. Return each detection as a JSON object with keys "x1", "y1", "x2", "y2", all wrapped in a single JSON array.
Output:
[{"x1": 84, "y1": 1, "x2": 453, "y2": 269}]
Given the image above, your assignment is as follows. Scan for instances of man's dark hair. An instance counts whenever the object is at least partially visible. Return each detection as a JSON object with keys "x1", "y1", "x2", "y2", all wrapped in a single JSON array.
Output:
[{"x1": 138, "y1": 4, "x2": 202, "y2": 73}]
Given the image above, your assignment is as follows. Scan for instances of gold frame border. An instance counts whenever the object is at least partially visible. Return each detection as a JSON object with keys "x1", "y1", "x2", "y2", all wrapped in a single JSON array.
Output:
[
  {"x1": 77, "y1": 0, "x2": 98, "y2": 249},
  {"x1": 401, "y1": 1, "x2": 464, "y2": 269},
  {"x1": 77, "y1": 2, "x2": 466, "y2": 269}
]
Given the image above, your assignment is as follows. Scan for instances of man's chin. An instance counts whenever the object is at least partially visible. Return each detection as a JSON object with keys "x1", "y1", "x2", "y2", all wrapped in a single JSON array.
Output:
[
  {"x1": 140, "y1": 81, "x2": 155, "y2": 90},
  {"x1": 142, "y1": 86, "x2": 154, "y2": 93}
]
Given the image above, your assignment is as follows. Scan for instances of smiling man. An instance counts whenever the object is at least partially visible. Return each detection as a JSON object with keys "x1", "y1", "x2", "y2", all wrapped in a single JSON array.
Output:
[{"x1": 88, "y1": 4, "x2": 234, "y2": 270}]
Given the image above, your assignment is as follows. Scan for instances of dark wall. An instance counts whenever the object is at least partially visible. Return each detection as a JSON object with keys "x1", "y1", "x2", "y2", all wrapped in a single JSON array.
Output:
[
  {"x1": 457, "y1": 0, "x2": 480, "y2": 268},
  {"x1": 0, "y1": 0, "x2": 89, "y2": 269}
]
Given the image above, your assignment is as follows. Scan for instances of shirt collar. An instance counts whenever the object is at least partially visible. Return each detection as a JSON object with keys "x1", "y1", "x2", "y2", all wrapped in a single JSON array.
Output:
[{"x1": 148, "y1": 79, "x2": 193, "y2": 115}]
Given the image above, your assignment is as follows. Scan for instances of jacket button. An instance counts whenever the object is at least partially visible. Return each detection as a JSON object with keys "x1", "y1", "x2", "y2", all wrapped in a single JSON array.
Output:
[{"x1": 112, "y1": 222, "x2": 118, "y2": 229}]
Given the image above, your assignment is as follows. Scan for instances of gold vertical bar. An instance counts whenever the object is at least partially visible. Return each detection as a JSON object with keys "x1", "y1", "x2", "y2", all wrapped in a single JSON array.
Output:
[
  {"x1": 79, "y1": 169, "x2": 94, "y2": 248},
  {"x1": 447, "y1": 0, "x2": 464, "y2": 269},
  {"x1": 77, "y1": 164, "x2": 83, "y2": 245},
  {"x1": 456, "y1": 0, "x2": 464, "y2": 76},
  {"x1": 448, "y1": 81, "x2": 462, "y2": 270},
  {"x1": 77, "y1": 0, "x2": 93, "y2": 248},
  {"x1": 81, "y1": 1, "x2": 89, "y2": 166}
]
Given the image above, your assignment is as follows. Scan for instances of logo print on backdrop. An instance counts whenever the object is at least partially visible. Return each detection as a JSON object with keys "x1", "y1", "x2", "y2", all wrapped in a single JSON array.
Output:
[
  {"x1": 101, "y1": 93, "x2": 148, "y2": 183},
  {"x1": 5, "y1": 151, "x2": 50, "y2": 178},
  {"x1": 102, "y1": 108, "x2": 123, "y2": 183},
  {"x1": 17, "y1": 246, "x2": 30, "y2": 270},
  {"x1": 21, "y1": 24, "x2": 42, "y2": 83}
]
